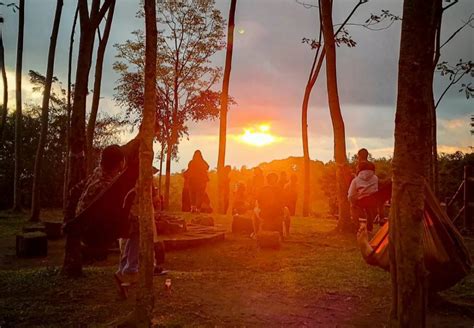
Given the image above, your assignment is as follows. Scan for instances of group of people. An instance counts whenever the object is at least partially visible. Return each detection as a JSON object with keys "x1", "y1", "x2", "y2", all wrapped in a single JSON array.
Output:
[{"x1": 232, "y1": 168, "x2": 298, "y2": 239}]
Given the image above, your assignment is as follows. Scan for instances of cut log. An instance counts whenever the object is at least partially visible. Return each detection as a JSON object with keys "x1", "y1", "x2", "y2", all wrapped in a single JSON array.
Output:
[
  {"x1": 16, "y1": 232, "x2": 48, "y2": 257},
  {"x1": 191, "y1": 216, "x2": 214, "y2": 226},
  {"x1": 256, "y1": 231, "x2": 281, "y2": 249},
  {"x1": 43, "y1": 221, "x2": 63, "y2": 239},
  {"x1": 22, "y1": 223, "x2": 46, "y2": 233},
  {"x1": 231, "y1": 215, "x2": 253, "y2": 234}
]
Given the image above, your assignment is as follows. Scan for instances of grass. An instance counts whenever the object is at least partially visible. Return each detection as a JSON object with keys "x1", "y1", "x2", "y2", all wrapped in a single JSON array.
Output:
[{"x1": 0, "y1": 210, "x2": 473, "y2": 327}]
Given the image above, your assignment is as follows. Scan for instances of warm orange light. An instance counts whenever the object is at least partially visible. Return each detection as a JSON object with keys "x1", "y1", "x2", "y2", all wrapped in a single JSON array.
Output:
[{"x1": 237, "y1": 124, "x2": 278, "y2": 147}]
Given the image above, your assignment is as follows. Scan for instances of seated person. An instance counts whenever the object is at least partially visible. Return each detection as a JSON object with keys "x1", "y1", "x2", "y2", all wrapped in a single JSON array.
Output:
[
  {"x1": 348, "y1": 161, "x2": 378, "y2": 232},
  {"x1": 232, "y1": 182, "x2": 250, "y2": 216},
  {"x1": 256, "y1": 173, "x2": 285, "y2": 238}
]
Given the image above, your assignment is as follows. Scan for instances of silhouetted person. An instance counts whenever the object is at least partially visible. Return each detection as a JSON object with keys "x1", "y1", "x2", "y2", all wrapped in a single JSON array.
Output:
[
  {"x1": 232, "y1": 182, "x2": 249, "y2": 216},
  {"x1": 222, "y1": 165, "x2": 232, "y2": 214},
  {"x1": 74, "y1": 145, "x2": 125, "y2": 216},
  {"x1": 187, "y1": 150, "x2": 209, "y2": 213},
  {"x1": 249, "y1": 167, "x2": 264, "y2": 208},
  {"x1": 278, "y1": 171, "x2": 288, "y2": 190},
  {"x1": 356, "y1": 148, "x2": 375, "y2": 174},
  {"x1": 257, "y1": 173, "x2": 285, "y2": 237},
  {"x1": 284, "y1": 174, "x2": 298, "y2": 216}
]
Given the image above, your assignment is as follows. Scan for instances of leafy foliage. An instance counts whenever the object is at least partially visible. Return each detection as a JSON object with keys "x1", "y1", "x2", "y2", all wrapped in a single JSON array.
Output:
[{"x1": 114, "y1": 0, "x2": 226, "y2": 161}]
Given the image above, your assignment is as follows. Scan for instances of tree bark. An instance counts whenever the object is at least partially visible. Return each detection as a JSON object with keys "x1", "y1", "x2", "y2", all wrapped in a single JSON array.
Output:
[
  {"x1": 217, "y1": 0, "x2": 236, "y2": 214},
  {"x1": 64, "y1": 4, "x2": 79, "y2": 211},
  {"x1": 13, "y1": 0, "x2": 25, "y2": 212},
  {"x1": 0, "y1": 23, "x2": 7, "y2": 144},
  {"x1": 158, "y1": 143, "x2": 164, "y2": 196},
  {"x1": 30, "y1": 0, "x2": 64, "y2": 222},
  {"x1": 86, "y1": 0, "x2": 116, "y2": 174},
  {"x1": 320, "y1": 0, "x2": 351, "y2": 231},
  {"x1": 389, "y1": 0, "x2": 439, "y2": 326},
  {"x1": 164, "y1": 139, "x2": 172, "y2": 210},
  {"x1": 62, "y1": 0, "x2": 114, "y2": 278},
  {"x1": 134, "y1": 0, "x2": 157, "y2": 324}
]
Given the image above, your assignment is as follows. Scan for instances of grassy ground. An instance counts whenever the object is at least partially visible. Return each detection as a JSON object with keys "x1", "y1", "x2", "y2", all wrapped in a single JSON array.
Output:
[{"x1": 0, "y1": 210, "x2": 473, "y2": 327}]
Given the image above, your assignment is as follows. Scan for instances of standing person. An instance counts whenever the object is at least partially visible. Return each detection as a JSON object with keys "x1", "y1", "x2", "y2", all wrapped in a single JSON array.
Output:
[
  {"x1": 356, "y1": 148, "x2": 375, "y2": 173},
  {"x1": 257, "y1": 173, "x2": 285, "y2": 237},
  {"x1": 348, "y1": 161, "x2": 379, "y2": 232},
  {"x1": 284, "y1": 174, "x2": 298, "y2": 216},
  {"x1": 187, "y1": 150, "x2": 209, "y2": 213}
]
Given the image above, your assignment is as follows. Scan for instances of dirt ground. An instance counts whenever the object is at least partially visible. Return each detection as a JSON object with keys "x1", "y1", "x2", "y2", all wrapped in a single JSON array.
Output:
[{"x1": 0, "y1": 210, "x2": 473, "y2": 327}]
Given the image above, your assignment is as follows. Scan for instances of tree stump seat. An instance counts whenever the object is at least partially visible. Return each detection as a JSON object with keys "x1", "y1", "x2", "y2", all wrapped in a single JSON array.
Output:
[
  {"x1": 43, "y1": 220, "x2": 63, "y2": 239},
  {"x1": 16, "y1": 232, "x2": 48, "y2": 257},
  {"x1": 256, "y1": 231, "x2": 281, "y2": 249},
  {"x1": 191, "y1": 215, "x2": 214, "y2": 226},
  {"x1": 231, "y1": 215, "x2": 253, "y2": 234},
  {"x1": 22, "y1": 223, "x2": 46, "y2": 234}
]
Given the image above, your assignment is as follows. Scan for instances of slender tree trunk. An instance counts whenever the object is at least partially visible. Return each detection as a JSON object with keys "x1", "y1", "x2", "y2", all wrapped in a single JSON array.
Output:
[
  {"x1": 164, "y1": 139, "x2": 172, "y2": 209},
  {"x1": 158, "y1": 143, "x2": 164, "y2": 196},
  {"x1": 13, "y1": 0, "x2": 25, "y2": 212},
  {"x1": 217, "y1": 0, "x2": 236, "y2": 214},
  {"x1": 301, "y1": 49, "x2": 324, "y2": 217},
  {"x1": 430, "y1": 3, "x2": 442, "y2": 197},
  {"x1": 62, "y1": 0, "x2": 113, "y2": 278},
  {"x1": 320, "y1": 0, "x2": 351, "y2": 231},
  {"x1": 86, "y1": 1, "x2": 116, "y2": 174},
  {"x1": 64, "y1": 4, "x2": 79, "y2": 211},
  {"x1": 30, "y1": 0, "x2": 63, "y2": 222},
  {"x1": 389, "y1": 0, "x2": 439, "y2": 326},
  {"x1": 134, "y1": 0, "x2": 156, "y2": 323},
  {"x1": 0, "y1": 23, "x2": 7, "y2": 144}
]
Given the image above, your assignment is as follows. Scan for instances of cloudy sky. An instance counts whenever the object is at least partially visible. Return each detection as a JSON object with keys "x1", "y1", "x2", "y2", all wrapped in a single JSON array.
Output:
[{"x1": 1, "y1": 0, "x2": 473, "y2": 172}]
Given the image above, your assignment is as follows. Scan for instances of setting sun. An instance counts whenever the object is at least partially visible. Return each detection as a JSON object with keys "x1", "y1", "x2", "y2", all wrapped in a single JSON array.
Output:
[{"x1": 238, "y1": 124, "x2": 278, "y2": 147}]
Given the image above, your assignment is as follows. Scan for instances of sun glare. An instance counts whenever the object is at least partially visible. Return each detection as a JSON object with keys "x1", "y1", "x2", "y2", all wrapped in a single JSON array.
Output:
[{"x1": 238, "y1": 124, "x2": 278, "y2": 147}]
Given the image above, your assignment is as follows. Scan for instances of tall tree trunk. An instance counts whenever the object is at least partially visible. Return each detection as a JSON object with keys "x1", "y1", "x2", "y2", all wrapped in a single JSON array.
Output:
[
  {"x1": 389, "y1": 0, "x2": 439, "y2": 326},
  {"x1": 158, "y1": 142, "x2": 164, "y2": 196},
  {"x1": 301, "y1": 49, "x2": 324, "y2": 217},
  {"x1": 0, "y1": 20, "x2": 7, "y2": 144},
  {"x1": 430, "y1": 3, "x2": 443, "y2": 198},
  {"x1": 320, "y1": 0, "x2": 351, "y2": 231},
  {"x1": 217, "y1": 0, "x2": 236, "y2": 214},
  {"x1": 164, "y1": 139, "x2": 172, "y2": 209},
  {"x1": 30, "y1": 0, "x2": 64, "y2": 222},
  {"x1": 62, "y1": 0, "x2": 114, "y2": 278},
  {"x1": 134, "y1": 0, "x2": 157, "y2": 323},
  {"x1": 64, "y1": 4, "x2": 79, "y2": 211},
  {"x1": 13, "y1": 0, "x2": 25, "y2": 212},
  {"x1": 86, "y1": 0, "x2": 116, "y2": 174}
]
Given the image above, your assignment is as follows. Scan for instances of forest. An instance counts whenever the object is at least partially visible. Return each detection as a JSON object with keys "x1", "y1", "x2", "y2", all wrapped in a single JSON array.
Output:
[{"x1": 0, "y1": 0, "x2": 473, "y2": 327}]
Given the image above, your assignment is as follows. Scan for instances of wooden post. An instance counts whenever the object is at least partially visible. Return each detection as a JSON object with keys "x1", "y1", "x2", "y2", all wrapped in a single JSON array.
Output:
[{"x1": 464, "y1": 166, "x2": 473, "y2": 231}]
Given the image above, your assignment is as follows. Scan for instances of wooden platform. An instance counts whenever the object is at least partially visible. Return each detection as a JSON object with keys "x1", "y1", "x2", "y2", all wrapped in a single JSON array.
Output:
[{"x1": 158, "y1": 223, "x2": 226, "y2": 251}]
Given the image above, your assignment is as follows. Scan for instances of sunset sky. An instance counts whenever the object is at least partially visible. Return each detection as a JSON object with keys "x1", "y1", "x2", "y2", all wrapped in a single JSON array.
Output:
[{"x1": 1, "y1": 0, "x2": 472, "y2": 172}]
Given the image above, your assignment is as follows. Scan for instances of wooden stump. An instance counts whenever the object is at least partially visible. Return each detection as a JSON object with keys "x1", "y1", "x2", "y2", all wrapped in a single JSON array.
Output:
[
  {"x1": 22, "y1": 223, "x2": 46, "y2": 234},
  {"x1": 231, "y1": 215, "x2": 253, "y2": 234},
  {"x1": 43, "y1": 221, "x2": 63, "y2": 239},
  {"x1": 256, "y1": 231, "x2": 281, "y2": 249},
  {"x1": 154, "y1": 241, "x2": 165, "y2": 265},
  {"x1": 16, "y1": 232, "x2": 48, "y2": 257},
  {"x1": 191, "y1": 216, "x2": 214, "y2": 226}
]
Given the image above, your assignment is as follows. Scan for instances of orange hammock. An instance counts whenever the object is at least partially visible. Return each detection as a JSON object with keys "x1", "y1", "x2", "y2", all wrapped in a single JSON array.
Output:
[{"x1": 365, "y1": 181, "x2": 472, "y2": 291}]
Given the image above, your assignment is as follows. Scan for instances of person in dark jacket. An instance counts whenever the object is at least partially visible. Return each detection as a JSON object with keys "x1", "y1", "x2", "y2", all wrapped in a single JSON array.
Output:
[
  {"x1": 187, "y1": 150, "x2": 210, "y2": 213},
  {"x1": 257, "y1": 173, "x2": 285, "y2": 237}
]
